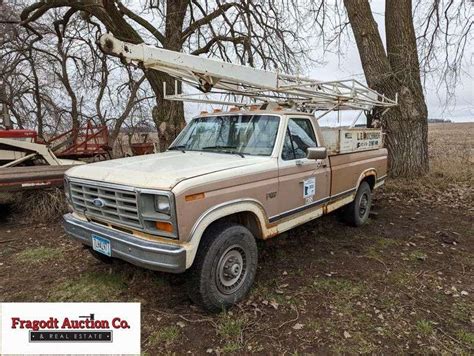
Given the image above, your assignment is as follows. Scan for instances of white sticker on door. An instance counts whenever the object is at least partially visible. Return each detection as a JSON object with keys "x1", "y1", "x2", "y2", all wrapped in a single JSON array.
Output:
[{"x1": 303, "y1": 177, "x2": 316, "y2": 198}]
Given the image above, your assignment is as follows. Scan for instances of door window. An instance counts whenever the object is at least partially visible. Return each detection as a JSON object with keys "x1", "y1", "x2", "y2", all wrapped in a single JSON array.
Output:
[{"x1": 281, "y1": 118, "x2": 317, "y2": 160}]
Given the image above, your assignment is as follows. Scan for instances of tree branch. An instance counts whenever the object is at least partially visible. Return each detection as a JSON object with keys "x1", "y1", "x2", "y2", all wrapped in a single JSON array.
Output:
[
  {"x1": 181, "y1": 2, "x2": 238, "y2": 41},
  {"x1": 117, "y1": 1, "x2": 165, "y2": 45}
]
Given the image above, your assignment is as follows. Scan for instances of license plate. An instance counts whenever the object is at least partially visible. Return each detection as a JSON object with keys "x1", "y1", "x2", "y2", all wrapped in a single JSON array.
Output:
[{"x1": 92, "y1": 235, "x2": 111, "y2": 257}]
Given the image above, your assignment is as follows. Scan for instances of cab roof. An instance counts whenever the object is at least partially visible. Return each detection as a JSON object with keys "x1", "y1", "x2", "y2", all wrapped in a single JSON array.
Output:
[{"x1": 195, "y1": 108, "x2": 313, "y2": 118}]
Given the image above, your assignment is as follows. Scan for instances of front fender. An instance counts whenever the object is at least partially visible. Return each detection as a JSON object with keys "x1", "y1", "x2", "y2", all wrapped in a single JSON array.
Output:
[{"x1": 183, "y1": 199, "x2": 269, "y2": 268}]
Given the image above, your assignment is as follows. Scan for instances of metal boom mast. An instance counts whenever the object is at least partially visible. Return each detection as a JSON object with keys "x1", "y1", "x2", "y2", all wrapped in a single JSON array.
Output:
[{"x1": 99, "y1": 34, "x2": 397, "y2": 112}]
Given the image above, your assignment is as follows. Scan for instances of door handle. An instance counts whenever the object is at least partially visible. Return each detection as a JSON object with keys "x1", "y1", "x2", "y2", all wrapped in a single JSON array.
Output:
[{"x1": 295, "y1": 159, "x2": 304, "y2": 166}]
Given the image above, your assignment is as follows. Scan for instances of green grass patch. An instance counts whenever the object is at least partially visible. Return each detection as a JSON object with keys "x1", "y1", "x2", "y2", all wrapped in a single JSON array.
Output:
[
  {"x1": 387, "y1": 271, "x2": 416, "y2": 287},
  {"x1": 0, "y1": 246, "x2": 16, "y2": 259},
  {"x1": 250, "y1": 284, "x2": 287, "y2": 305},
  {"x1": 49, "y1": 272, "x2": 126, "y2": 302},
  {"x1": 221, "y1": 341, "x2": 241, "y2": 353},
  {"x1": 365, "y1": 237, "x2": 399, "y2": 258},
  {"x1": 147, "y1": 326, "x2": 181, "y2": 347},
  {"x1": 374, "y1": 237, "x2": 400, "y2": 249},
  {"x1": 409, "y1": 251, "x2": 427, "y2": 262},
  {"x1": 329, "y1": 333, "x2": 378, "y2": 354},
  {"x1": 307, "y1": 320, "x2": 322, "y2": 333},
  {"x1": 377, "y1": 293, "x2": 402, "y2": 310},
  {"x1": 217, "y1": 313, "x2": 246, "y2": 340},
  {"x1": 15, "y1": 247, "x2": 63, "y2": 264},
  {"x1": 456, "y1": 330, "x2": 474, "y2": 347},
  {"x1": 451, "y1": 301, "x2": 472, "y2": 323},
  {"x1": 215, "y1": 312, "x2": 248, "y2": 352},
  {"x1": 416, "y1": 320, "x2": 434, "y2": 336},
  {"x1": 312, "y1": 278, "x2": 365, "y2": 299}
]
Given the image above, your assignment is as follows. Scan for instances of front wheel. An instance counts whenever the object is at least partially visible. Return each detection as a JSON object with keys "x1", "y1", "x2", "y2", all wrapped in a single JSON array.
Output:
[
  {"x1": 186, "y1": 222, "x2": 258, "y2": 312},
  {"x1": 344, "y1": 181, "x2": 372, "y2": 226}
]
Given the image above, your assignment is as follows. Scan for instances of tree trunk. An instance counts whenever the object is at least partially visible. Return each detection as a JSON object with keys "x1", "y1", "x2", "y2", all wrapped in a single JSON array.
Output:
[
  {"x1": 28, "y1": 54, "x2": 44, "y2": 139},
  {"x1": 100, "y1": 0, "x2": 186, "y2": 150},
  {"x1": 385, "y1": 0, "x2": 429, "y2": 176},
  {"x1": 343, "y1": 0, "x2": 429, "y2": 177},
  {"x1": 149, "y1": 0, "x2": 188, "y2": 151}
]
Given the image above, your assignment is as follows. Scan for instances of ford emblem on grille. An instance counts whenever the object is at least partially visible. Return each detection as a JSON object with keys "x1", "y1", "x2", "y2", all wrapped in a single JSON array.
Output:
[{"x1": 92, "y1": 198, "x2": 106, "y2": 208}]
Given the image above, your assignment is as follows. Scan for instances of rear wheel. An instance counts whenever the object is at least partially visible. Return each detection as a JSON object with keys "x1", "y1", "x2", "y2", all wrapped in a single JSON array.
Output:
[
  {"x1": 344, "y1": 181, "x2": 372, "y2": 226},
  {"x1": 186, "y1": 222, "x2": 258, "y2": 312}
]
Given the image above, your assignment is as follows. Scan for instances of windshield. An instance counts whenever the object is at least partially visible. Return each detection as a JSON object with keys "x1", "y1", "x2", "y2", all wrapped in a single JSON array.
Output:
[{"x1": 170, "y1": 115, "x2": 280, "y2": 156}]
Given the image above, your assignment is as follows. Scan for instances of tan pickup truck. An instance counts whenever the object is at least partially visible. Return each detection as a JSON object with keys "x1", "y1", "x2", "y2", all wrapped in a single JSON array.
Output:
[{"x1": 63, "y1": 108, "x2": 387, "y2": 311}]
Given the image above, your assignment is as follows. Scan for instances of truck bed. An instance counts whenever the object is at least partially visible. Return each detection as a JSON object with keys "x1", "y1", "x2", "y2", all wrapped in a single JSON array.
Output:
[
  {"x1": 329, "y1": 148, "x2": 387, "y2": 197},
  {"x1": 321, "y1": 127, "x2": 383, "y2": 155}
]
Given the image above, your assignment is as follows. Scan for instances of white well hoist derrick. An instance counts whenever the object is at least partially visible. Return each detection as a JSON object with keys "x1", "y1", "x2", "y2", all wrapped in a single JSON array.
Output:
[{"x1": 98, "y1": 33, "x2": 397, "y2": 113}]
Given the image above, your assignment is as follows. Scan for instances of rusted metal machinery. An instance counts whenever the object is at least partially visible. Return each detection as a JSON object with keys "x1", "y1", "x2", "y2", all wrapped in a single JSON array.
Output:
[
  {"x1": 0, "y1": 136, "x2": 85, "y2": 191},
  {"x1": 130, "y1": 133, "x2": 156, "y2": 156},
  {"x1": 47, "y1": 120, "x2": 112, "y2": 160},
  {"x1": 0, "y1": 165, "x2": 75, "y2": 191},
  {"x1": 0, "y1": 107, "x2": 88, "y2": 191}
]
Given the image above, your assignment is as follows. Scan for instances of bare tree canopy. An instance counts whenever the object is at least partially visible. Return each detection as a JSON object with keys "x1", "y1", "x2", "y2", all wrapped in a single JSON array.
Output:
[
  {"x1": 1, "y1": 2, "x2": 154, "y2": 147},
  {"x1": 16, "y1": 0, "x2": 312, "y2": 150},
  {"x1": 305, "y1": 0, "x2": 472, "y2": 176},
  {"x1": 1, "y1": 0, "x2": 471, "y2": 176}
]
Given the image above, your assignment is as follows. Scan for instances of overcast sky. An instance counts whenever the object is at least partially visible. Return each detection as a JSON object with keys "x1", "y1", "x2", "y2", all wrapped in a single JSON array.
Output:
[
  {"x1": 187, "y1": 0, "x2": 472, "y2": 124},
  {"x1": 309, "y1": 0, "x2": 473, "y2": 124}
]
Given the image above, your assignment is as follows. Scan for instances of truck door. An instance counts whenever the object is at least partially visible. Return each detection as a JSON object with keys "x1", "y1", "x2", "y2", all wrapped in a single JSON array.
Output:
[{"x1": 275, "y1": 117, "x2": 331, "y2": 220}]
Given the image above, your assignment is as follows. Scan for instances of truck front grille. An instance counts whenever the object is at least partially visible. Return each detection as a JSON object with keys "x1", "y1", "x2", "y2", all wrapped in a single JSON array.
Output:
[{"x1": 69, "y1": 181, "x2": 142, "y2": 229}]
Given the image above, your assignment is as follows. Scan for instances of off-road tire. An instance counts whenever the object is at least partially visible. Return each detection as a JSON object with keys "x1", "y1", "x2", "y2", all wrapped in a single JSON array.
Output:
[
  {"x1": 186, "y1": 222, "x2": 258, "y2": 312},
  {"x1": 344, "y1": 181, "x2": 372, "y2": 227}
]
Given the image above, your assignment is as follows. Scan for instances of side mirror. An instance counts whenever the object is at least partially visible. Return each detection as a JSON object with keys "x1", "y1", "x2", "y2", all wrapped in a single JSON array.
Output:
[{"x1": 307, "y1": 147, "x2": 327, "y2": 160}]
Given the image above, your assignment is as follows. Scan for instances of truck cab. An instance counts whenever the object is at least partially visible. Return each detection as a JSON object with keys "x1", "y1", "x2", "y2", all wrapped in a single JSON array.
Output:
[{"x1": 63, "y1": 107, "x2": 387, "y2": 311}]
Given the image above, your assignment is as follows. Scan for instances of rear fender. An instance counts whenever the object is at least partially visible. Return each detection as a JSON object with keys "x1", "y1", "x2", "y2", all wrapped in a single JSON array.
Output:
[{"x1": 355, "y1": 169, "x2": 377, "y2": 191}]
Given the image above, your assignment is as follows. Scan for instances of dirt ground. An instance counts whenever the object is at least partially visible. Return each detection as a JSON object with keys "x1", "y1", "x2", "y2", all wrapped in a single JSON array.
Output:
[{"x1": 0, "y1": 123, "x2": 472, "y2": 354}]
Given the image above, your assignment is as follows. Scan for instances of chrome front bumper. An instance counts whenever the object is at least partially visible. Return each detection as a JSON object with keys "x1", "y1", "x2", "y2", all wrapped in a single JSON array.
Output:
[{"x1": 63, "y1": 213, "x2": 186, "y2": 273}]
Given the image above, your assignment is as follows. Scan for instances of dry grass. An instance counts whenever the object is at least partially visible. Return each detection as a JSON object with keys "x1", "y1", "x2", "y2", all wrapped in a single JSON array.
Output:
[
  {"x1": 427, "y1": 123, "x2": 473, "y2": 184},
  {"x1": 12, "y1": 187, "x2": 68, "y2": 223},
  {"x1": 386, "y1": 123, "x2": 473, "y2": 211},
  {"x1": 15, "y1": 246, "x2": 64, "y2": 264}
]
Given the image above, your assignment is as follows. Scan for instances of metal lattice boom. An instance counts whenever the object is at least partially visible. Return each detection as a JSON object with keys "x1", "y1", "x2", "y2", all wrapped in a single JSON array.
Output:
[{"x1": 99, "y1": 33, "x2": 397, "y2": 112}]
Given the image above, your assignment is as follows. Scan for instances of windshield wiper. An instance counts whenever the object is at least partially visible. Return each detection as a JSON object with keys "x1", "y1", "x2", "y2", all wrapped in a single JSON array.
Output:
[
  {"x1": 202, "y1": 145, "x2": 238, "y2": 150},
  {"x1": 231, "y1": 151, "x2": 245, "y2": 158},
  {"x1": 168, "y1": 145, "x2": 186, "y2": 153},
  {"x1": 202, "y1": 146, "x2": 245, "y2": 158}
]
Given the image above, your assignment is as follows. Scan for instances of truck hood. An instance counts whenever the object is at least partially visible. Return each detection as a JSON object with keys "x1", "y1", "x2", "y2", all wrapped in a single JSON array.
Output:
[{"x1": 65, "y1": 151, "x2": 268, "y2": 190}]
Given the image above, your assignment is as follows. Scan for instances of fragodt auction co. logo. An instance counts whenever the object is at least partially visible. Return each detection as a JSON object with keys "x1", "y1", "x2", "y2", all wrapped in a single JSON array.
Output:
[{"x1": 11, "y1": 313, "x2": 131, "y2": 343}]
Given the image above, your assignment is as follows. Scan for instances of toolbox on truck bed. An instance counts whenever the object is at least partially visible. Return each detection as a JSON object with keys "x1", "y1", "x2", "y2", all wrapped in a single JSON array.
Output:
[{"x1": 321, "y1": 127, "x2": 384, "y2": 155}]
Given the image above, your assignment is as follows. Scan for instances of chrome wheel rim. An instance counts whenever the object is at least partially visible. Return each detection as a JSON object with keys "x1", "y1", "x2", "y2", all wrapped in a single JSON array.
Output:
[{"x1": 216, "y1": 245, "x2": 247, "y2": 295}]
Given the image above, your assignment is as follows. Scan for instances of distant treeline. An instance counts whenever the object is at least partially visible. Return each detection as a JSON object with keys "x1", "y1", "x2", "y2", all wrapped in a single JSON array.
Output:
[{"x1": 428, "y1": 119, "x2": 453, "y2": 123}]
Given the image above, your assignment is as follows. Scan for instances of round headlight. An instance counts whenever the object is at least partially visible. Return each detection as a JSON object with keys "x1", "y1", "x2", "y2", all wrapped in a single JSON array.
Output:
[{"x1": 155, "y1": 195, "x2": 171, "y2": 214}]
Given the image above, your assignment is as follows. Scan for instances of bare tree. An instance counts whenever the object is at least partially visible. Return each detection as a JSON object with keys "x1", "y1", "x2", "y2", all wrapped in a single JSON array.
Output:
[
  {"x1": 1, "y1": 1, "x2": 153, "y2": 147},
  {"x1": 306, "y1": 0, "x2": 472, "y2": 177},
  {"x1": 19, "y1": 0, "x2": 311, "y2": 150}
]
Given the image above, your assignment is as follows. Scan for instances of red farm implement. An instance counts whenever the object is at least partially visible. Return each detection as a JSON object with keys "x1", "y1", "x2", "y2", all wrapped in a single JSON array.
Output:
[{"x1": 48, "y1": 120, "x2": 112, "y2": 160}]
